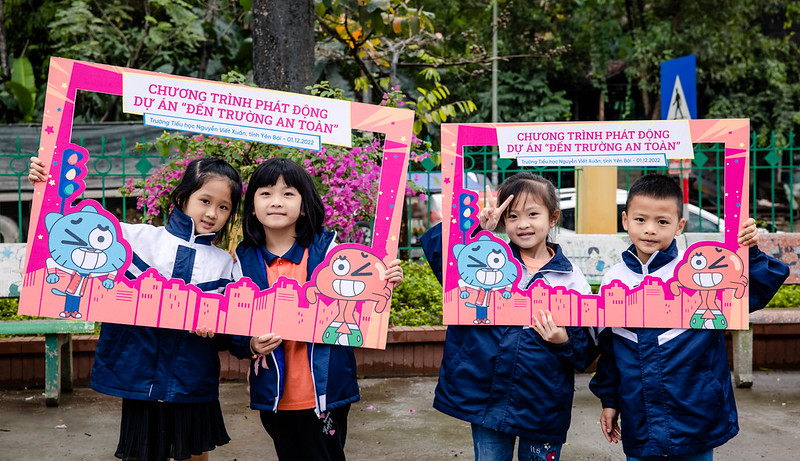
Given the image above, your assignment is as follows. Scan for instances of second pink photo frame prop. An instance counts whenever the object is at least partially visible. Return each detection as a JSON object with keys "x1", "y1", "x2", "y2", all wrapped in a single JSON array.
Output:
[
  {"x1": 440, "y1": 120, "x2": 751, "y2": 330},
  {"x1": 19, "y1": 58, "x2": 415, "y2": 349}
]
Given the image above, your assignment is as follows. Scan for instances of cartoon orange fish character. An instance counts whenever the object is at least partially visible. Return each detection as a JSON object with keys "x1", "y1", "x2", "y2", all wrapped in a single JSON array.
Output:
[
  {"x1": 669, "y1": 244, "x2": 748, "y2": 329},
  {"x1": 306, "y1": 248, "x2": 392, "y2": 346}
]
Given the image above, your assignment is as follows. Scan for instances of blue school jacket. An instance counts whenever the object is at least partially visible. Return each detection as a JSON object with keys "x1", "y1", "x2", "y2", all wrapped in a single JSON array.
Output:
[
  {"x1": 228, "y1": 229, "x2": 361, "y2": 414},
  {"x1": 589, "y1": 241, "x2": 789, "y2": 457},
  {"x1": 421, "y1": 223, "x2": 597, "y2": 443},
  {"x1": 90, "y1": 209, "x2": 235, "y2": 403}
]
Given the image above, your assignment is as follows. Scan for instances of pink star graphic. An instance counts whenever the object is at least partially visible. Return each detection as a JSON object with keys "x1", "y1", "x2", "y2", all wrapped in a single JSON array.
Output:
[
  {"x1": 45, "y1": 126, "x2": 55, "y2": 134},
  {"x1": 443, "y1": 177, "x2": 451, "y2": 184}
]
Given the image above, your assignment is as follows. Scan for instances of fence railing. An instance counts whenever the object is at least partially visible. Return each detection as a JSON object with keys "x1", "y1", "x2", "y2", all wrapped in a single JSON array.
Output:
[
  {"x1": 3, "y1": 130, "x2": 798, "y2": 251},
  {"x1": 1, "y1": 131, "x2": 169, "y2": 242}
]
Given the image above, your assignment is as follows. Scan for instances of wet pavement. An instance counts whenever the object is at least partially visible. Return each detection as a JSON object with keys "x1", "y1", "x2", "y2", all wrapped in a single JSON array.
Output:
[{"x1": 1, "y1": 371, "x2": 798, "y2": 460}]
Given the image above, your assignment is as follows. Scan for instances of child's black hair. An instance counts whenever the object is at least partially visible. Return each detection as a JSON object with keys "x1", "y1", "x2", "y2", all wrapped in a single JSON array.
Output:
[
  {"x1": 242, "y1": 157, "x2": 325, "y2": 248},
  {"x1": 494, "y1": 171, "x2": 560, "y2": 234},
  {"x1": 169, "y1": 157, "x2": 242, "y2": 245},
  {"x1": 625, "y1": 174, "x2": 682, "y2": 217}
]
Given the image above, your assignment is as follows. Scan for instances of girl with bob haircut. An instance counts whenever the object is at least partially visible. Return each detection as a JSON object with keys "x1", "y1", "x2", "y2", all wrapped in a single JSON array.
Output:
[{"x1": 228, "y1": 157, "x2": 403, "y2": 460}]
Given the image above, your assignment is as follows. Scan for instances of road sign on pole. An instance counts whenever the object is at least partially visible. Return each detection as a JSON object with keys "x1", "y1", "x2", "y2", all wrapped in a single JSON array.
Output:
[
  {"x1": 661, "y1": 55, "x2": 697, "y2": 120},
  {"x1": 662, "y1": 55, "x2": 697, "y2": 222}
]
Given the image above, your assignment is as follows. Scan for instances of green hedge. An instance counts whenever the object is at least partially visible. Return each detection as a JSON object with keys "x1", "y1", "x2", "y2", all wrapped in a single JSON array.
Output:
[
  {"x1": 0, "y1": 298, "x2": 34, "y2": 321},
  {"x1": 389, "y1": 260, "x2": 443, "y2": 326},
  {"x1": 765, "y1": 285, "x2": 800, "y2": 308}
]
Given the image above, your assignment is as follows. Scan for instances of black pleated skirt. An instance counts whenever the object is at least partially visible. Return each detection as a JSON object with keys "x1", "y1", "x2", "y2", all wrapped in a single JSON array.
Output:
[{"x1": 115, "y1": 398, "x2": 230, "y2": 461}]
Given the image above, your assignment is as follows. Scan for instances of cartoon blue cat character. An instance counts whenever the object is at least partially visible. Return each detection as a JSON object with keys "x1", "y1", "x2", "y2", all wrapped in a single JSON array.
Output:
[
  {"x1": 44, "y1": 204, "x2": 127, "y2": 319},
  {"x1": 453, "y1": 234, "x2": 519, "y2": 324}
]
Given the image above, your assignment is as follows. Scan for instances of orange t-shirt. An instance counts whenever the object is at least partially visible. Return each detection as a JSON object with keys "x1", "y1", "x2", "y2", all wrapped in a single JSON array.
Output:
[
  {"x1": 264, "y1": 246, "x2": 316, "y2": 411},
  {"x1": 519, "y1": 246, "x2": 555, "y2": 276}
]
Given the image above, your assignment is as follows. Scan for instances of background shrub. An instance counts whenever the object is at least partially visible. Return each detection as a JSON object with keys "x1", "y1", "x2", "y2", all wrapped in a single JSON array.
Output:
[
  {"x1": 765, "y1": 285, "x2": 800, "y2": 308},
  {"x1": 389, "y1": 260, "x2": 443, "y2": 326},
  {"x1": 0, "y1": 298, "x2": 32, "y2": 321}
]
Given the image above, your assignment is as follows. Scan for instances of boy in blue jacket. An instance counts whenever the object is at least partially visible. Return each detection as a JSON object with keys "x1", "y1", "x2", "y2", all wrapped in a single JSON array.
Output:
[{"x1": 589, "y1": 174, "x2": 789, "y2": 461}]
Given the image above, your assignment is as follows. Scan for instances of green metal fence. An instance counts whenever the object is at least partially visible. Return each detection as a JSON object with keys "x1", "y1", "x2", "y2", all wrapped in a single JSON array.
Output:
[
  {"x1": 401, "y1": 132, "x2": 800, "y2": 252},
  {"x1": 0, "y1": 133, "x2": 170, "y2": 242},
  {"x1": 2, "y1": 131, "x2": 798, "y2": 250}
]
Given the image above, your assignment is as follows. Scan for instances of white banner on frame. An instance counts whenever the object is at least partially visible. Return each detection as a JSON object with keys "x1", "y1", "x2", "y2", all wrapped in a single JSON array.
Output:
[
  {"x1": 497, "y1": 120, "x2": 692, "y2": 167},
  {"x1": 123, "y1": 73, "x2": 352, "y2": 149}
]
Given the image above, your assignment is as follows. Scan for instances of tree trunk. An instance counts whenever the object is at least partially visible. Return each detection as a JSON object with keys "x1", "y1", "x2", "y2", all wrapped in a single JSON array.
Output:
[
  {"x1": 0, "y1": 0, "x2": 9, "y2": 80},
  {"x1": 251, "y1": 0, "x2": 315, "y2": 92},
  {"x1": 640, "y1": 86, "x2": 651, "y2": 120},
  {"x1": 599, "y1": 89, "x2": 605, "y2": 121},
  {"x1": 197, "y1": 0, "x2": 218, "y2": 79}
]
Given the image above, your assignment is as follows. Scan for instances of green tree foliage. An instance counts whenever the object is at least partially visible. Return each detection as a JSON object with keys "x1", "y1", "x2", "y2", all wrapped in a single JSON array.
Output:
[
  {"x1": 46, "y1": 0, "x2": 254, "y2": 121},
  {"x1": 47, "y1": 0, "x2": 203, "y2": 69},
  {"x1": 1, "y1": 56, "x2": 37, "y2": 122},
  {"x1": 0, "y1": 0, "x2": 59, "y2": 123},
  {"x1": 1, "y1": 0, "x2": 252, "y2": 123},
  {"x1": 420, "y1": 0, "x2": 575, "y2": 124},
  {"x1": 4, "y1": 0, "x2": 800, "y2": 139},
  {"x1": 569, "y1": 0, "x2": 800, "y2": 142},
  {"x1": 425, "y1": 0, "x2": 800, "y2": 141},
  {"x1": 315, "y1": 0, "x2": 437, "y2": 92},
  {"x1": 315, "y1": 0, "x2": 477, "y2": 140},
  {"x1": 476, "y1": 72, "x2": 571, "y2": 122}
]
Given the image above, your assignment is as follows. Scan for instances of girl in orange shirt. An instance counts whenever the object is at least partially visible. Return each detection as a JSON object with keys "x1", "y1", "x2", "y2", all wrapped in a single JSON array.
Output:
[{"x1": 227, "y1": 158, "x2": 403, "y2": 460}]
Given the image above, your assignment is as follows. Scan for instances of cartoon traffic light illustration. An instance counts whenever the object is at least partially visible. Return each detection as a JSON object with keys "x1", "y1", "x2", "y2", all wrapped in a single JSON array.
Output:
[
  {"x1": 57, "y1": 148, "x2": 88, "y2": 213},
  {"x1": 458, "y1": 192, "x2": 477, "y2": 242}
]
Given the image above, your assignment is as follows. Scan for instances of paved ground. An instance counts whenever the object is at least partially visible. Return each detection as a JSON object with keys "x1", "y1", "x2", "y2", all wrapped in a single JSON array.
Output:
[{"x1": 0, "y1": 371, "x2": 798, "y2": 460}]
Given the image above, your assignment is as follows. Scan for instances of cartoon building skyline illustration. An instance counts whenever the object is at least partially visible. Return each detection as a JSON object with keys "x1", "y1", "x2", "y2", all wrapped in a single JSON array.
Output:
[
  {"x1": 21, "y1": 267, "x2": 383, "y2": 346},
  {"x1": 443, "y1": 276, "x2": 744, "y2": 330}
]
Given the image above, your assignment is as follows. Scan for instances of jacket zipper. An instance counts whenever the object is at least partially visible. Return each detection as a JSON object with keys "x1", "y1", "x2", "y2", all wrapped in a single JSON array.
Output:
[
  {"x1": 271, "y1": 352, "x2": 281, "y2": 412},
  {"x1": 310, "y1": 343, "x2": 321, "y2": 416}
]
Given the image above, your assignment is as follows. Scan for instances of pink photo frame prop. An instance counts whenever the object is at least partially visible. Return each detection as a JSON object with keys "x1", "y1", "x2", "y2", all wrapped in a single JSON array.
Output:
[
  {"x1": 19, "y1": 58, "x2": 414, "y2": 349},
  {"x1": 441, "y1": 120, "x2": 751, "y2": 330}
]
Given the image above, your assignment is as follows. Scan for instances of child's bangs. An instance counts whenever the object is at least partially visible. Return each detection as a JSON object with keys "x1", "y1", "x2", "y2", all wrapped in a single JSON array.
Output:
[
  {"x1": 252, "y1": 158, "x2": 307, "y2": 190},
  {"x1": 507, "y1": 181, "x2": 553, "y2": 213}
]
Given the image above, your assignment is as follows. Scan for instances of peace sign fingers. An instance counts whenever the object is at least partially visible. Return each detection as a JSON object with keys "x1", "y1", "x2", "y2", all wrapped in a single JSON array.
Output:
[
  {"x1": 495, "y1": 193, "x2": 514, "y2": 216},
  {"x1": 479, "y1": 185, "x2": 513, "y2": 232}
]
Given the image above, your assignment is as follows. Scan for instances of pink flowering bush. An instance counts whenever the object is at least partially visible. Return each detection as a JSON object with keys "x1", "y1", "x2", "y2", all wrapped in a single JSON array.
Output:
[
  {"x1": 121, "y1": 152, "x2": 198, "y2": 221},
  {"x1": 122, "y1": 133, "x2": 272, "y2": 224},
  {"x1": 294, "y1": 137, "x2": 382, "y2": 243}
]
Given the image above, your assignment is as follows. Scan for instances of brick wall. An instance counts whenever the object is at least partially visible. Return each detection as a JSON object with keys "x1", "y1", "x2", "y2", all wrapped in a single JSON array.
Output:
[{"x1": 0, "y1": 326, "x2": 448, "y2": 388}]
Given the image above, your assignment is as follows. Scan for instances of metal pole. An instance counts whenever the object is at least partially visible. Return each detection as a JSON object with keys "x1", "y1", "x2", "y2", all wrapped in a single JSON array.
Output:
[
  {"x1": 492, "y1": 0, "x2": 498, "y2": 124},
  {"x1": 491, "y1": 0, "x2": 499, "y2": 186}
]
